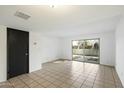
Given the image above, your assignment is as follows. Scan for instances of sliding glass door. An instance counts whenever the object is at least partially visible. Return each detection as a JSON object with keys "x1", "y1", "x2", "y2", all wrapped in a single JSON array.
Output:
[{"x1": 72, "y1": 39, "x2": 100, "y2": 64}]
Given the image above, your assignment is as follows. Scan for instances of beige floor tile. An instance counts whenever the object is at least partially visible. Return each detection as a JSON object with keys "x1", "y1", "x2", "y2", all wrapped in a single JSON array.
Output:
[
  {"x1": 75, "y1": 78, "x2": 85, "y2": 84},
  {"x1": 12, "y1": 81, "x2": 25, "y2": 86},
  {"x1": 35, "y1": 78, "x2": 46, "y2": 84},
  {"x1": 32, "y1": 84, "x2": 44, "y2": 88},
  {"x1": 83, "y1": 80, "x2": 94, "y2": 87},
  {"x1": 27, "y1": 82, "x2": 39, "y2": 88},
  {"x1": 72, "y1": 81, "x2": 83, "y2": 88},
  {"x1": 41, "y1": 81, "x2": 52, "y2": 87},
  {"x1": 104, "y1": 80, "x2": 115, "y2": 85},
  {"x1": 104, "y1": 84, "x2": 116, "y2": 88},
  {"x1": 81, "y1": 84, "x2": 92, "y2": 88},
  {"x1": 48, "y1": 84, "x2": 57, "y2": 88},
  {"x1": 115, "y1": 83, "x2": 123, "y2": 88},
  {"x1": 93, "y1": 84, "x2": 105, "y2": 88},
  {"x1": 22, "y1": 79, "x2": 34, "y2": 85},
  {"x1": 0, "y1": 85, "x2": 13, "y2": 88},
  {"x1": 13, "y1": 84, "x2": 28, "y2": 88},
  {"x1": 52, "y1": 80, "x2": 63, "y2": 87},
  {"x1": 94, "y1": 80, "x2": 104, "y2": 86},
  {"x1": 0, "y1": 81, "x2": 13, "y2": 88},
  {"x1": 59, "y1": 83, "x2": 71, "y2": 88}
]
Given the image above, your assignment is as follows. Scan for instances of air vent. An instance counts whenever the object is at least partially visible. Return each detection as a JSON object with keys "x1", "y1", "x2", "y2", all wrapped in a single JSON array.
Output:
[{"x1": 14, "y1": 11, "x2": 30, "y2": 20}]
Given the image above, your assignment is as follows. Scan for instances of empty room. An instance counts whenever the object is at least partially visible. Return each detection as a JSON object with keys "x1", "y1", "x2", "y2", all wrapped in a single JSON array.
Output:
[{"x1": 0, "y1": 5, "x2": 124, "y2": 89}]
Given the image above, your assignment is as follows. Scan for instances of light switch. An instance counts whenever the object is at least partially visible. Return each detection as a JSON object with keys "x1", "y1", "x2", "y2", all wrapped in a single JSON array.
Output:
[{"x1": 33, "y1": 42, "x2": 37, "y2": 45}]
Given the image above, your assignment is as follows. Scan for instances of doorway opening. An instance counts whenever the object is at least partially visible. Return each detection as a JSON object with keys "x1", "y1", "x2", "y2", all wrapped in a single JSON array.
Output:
[{"x1": 72, "y1": 38, "x2": 100, "y2": 64}]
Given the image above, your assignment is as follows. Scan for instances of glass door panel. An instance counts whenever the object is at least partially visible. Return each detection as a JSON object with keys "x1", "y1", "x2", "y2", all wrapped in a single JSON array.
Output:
[{"x1": 72, "y1": 39, "x2": 100, "y2": 64}]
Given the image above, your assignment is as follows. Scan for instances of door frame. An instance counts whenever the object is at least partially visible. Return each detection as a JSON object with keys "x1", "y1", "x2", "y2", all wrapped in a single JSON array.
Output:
[
  {"x1": 71, "y1": 38, "x2": 100, "y2": 64},
  {"x1": 7, "y1": 28, "x2": 29, "y2": 79}
]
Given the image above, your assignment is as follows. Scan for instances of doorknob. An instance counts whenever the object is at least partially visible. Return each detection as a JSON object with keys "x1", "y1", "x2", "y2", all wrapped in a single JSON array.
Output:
[{"x1": 25, "y1": 53, "x2": 28, "y2": 55}]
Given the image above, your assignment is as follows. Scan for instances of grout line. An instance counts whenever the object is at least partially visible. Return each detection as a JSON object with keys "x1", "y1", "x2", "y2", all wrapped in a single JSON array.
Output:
[
  {"x1": 32, "y1": 72, "x2": 60, "y2": 88},
  {"x1": 17, "y1": 76, "x2": 31, "y2": 88},
  {"x1": 8, "y1": 80, "x2": 14, "y2": 88},
  {"x1": 80, "y1": 69, "x2": 93, "y2": 88},
  {"x1": 92, "y1": 67, "x2": 100, "y2": 88}
]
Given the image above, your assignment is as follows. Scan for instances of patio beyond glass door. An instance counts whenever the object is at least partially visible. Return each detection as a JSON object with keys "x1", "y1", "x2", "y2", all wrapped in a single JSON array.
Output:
[{"x1": 72, "y1": 39, "x2": 100, "y2": 64}]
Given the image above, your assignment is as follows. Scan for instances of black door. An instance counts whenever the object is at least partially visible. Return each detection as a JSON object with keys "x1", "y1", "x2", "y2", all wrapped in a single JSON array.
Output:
[{"x1": 7, "y1": 28, "x2": 29, "y2": 79}]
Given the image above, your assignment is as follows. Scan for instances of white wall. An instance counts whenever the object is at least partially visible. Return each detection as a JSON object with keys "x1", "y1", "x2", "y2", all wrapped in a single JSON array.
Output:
[
  {"x1": 0, "y1": 25, "x2": 7, "y2": 82},
  {"x1": 115, "y1": 15, "x2": 124, "y2": 86},
  {"x1": 29, "y1": 32, "x2": 62, "y2": 72},
  {"x1": 61, "y1": 31, "x2": 115, "y2": 66},
  {"x1": 40, "y1": 36, "x2": 62, "y2": 63},
  {"x1": 29, "y1": 32, "x2": 42, "y2": 72}
]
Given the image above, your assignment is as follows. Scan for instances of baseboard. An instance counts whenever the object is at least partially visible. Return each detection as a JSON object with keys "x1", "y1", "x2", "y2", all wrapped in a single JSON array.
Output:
[
  {"x1": 43, "y1": 59, "x2": 72, "y2": 64},
  {"x1": 100, "y1": 64, "x2": 114, "y2": 67},
  {"x1": 43, "y1": 59, "x2": 61, "y2": 63},
  {"x1": 43, "y1": 59, "x2": 115, "y2": 68}
]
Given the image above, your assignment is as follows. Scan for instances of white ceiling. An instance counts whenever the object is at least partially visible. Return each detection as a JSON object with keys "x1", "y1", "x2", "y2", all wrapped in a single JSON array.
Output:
[{"x1": 0, "y1": 5, "x2": 124, "y2": 37}]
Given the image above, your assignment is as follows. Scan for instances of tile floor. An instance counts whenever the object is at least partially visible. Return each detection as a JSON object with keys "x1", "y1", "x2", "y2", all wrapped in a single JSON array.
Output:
[{"x1": 0, "y1": 60, "x2": 123, "y2": 88}]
